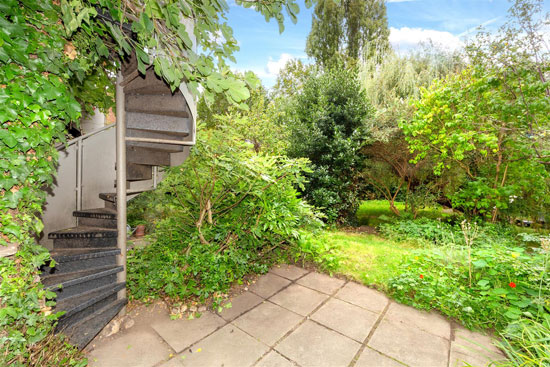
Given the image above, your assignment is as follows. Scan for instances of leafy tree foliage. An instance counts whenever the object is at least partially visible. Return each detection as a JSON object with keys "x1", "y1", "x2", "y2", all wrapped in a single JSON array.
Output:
[
  {"x1": 359, "y1": 50, "x2": 462, "y2": 215},
  {"x1": 286, "y1": 66, "x2": 373, "y2": 223},
  {"x1": 127, "y1": 125, "x2": 322, "y2": 303},
  {"x1": 403, "y1": 0, "x2": 550, "y2": 221},
  {"x1": 306, "y1": 0, "x2": 390, "y2": 65}
]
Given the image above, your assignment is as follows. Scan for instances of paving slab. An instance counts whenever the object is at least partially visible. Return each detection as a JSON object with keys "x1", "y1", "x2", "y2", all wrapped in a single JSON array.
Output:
[
  {"x1": 296, "y1": 272, "x2": 345, "y2": 294},
  {"x1": 355, "y1": 347, "x2": 406, "y2": 367},
  {"x1": 449, "y1": 343, "x2": 505, "y2": 367},
  {"x1": 218, "y1": 291, "x2": 264, "y2": 321},
  {"x1": 256, "y1": 351, "x2": 296, "y2": 367},
  {"x1": 88, "y1": 329, "x2": 172, "y2": 367},
  {"x1": 151, "y1": 311, "x2": 225, "y2": 353},
  {"x1": 453, "y1": 326, "x2": 502, "y2": 354},
  {"x1": 335, "y1": 282, "x2": 388, "y2": 313},
  {"x1": 311, "y1": 298, "x2": 379, "y2": 342},
  {"x1": 276, "y1": 320, "x2": 361, "y2": 367},
  {"x1": 450, "y1": 326, "x2": 505, "y2": 367},
  {"x1": 384, "y1": 301, "x2": 451, "y2": 340},
  {"x1": 232, "y1": 301, "x2": 303, "y2": 346},
  {"x1": 249, "y1": 273, "x2": 291, "y2": 298},
  {"x1": 176, "y1": 324, "x2": 270, "y2": 367},
  {"x1": 269, "y1": 283, "x2": 328, "y2": 316},
  {"x1": 270, "y1": 264, "x2": 309, "y2": 280},
  {"x1": 368, "y1": 319, "x2": 449, "y2": 367}
]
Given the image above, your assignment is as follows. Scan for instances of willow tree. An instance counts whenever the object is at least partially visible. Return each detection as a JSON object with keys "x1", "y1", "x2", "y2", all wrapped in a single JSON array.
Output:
[
  {"x1": 305, "y1": 0, "x2": 390, "y2": 65},
  {"x1": 359, "y1": 50, "x2": 463, "y2": 215}
]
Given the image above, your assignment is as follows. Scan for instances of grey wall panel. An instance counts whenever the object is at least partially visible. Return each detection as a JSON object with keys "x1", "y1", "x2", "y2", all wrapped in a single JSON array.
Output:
[{"x1": 40, "y1": 145, "x2": 78, "y2": 249}]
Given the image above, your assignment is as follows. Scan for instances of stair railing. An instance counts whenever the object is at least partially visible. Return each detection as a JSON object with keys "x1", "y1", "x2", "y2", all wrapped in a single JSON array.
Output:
[{"x1": 59, "y1": 123, "x2": 117, "y2": 212}]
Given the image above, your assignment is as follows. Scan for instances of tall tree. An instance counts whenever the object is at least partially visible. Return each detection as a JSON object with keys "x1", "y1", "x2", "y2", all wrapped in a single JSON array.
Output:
[{"x1": 306, "y1": 0, "x2": 390, "y2": 65}]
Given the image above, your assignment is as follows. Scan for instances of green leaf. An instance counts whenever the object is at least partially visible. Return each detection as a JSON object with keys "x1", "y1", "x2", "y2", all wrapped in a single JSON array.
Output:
[{"x1": 0, "y1": 129, "x2": 17, "y2": 148}]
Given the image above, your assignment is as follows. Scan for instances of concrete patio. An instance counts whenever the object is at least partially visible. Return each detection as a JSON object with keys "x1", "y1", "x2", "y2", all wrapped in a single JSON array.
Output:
[{"x1": 87, "y1": 265, "x2": 505, "y2": 367}]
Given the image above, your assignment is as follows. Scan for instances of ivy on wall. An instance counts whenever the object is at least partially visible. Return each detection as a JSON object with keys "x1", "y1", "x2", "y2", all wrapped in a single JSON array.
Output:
[{"x1": 0, "y1": 0, "x2": 309, "y2": 364}]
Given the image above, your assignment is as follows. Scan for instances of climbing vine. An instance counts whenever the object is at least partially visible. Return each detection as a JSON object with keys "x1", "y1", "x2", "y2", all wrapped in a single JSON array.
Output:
[{"x1": 0, "y1": 0, "x2": 309, "y2": 364}]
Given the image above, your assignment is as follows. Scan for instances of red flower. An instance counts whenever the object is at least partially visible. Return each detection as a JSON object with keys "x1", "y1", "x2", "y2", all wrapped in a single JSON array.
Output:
[
  {"x1": 419, "y1": 274, "x2": 424, "y2": 279},
  {"x1": 509, "y1": 282, "x2": 516, "y2": 288}
]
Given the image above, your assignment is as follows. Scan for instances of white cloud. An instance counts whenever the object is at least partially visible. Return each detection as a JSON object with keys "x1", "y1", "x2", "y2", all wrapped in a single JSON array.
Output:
[
  {"x1": 266, "y1": 53, "x2": 294, "y2": 76},
  {"x1": 389, "y1": 27, "x2": 464, "y2": 52}
]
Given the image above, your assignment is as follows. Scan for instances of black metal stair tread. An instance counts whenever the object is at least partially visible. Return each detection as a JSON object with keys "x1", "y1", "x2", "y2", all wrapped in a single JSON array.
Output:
[
  {"x1": 48, "y1": 226, "x2": 117, "y2": 239},
  {"x1": 63, "y1": 298, "x2": 127, "y2": 349},
  {"x1": 50, "y1": 248, "x2": 120, "y2": 263},
  {"x1": 56, "y1": 282, "x2": 125, "y2": 319},
  {"x1": 73, "y1": 208, "x2": 116, "y2": 219},
  {"x1": 99, "y1": 188, "x2": 149, "y2": 203},
  {"x1": 42, "y1": 265, "x2": 123, "y2": 289}
]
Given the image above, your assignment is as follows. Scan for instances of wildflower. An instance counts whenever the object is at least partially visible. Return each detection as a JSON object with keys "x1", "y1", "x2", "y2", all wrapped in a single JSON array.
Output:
[
  {"x1": 419, "y1": 274, "x2": 424, "y2": 279},
  {"x1": 509, "y1": 282, "x2": 516, "y2": 288},
  {"x1": 511, "y1": 253, "x2": 519, "y2": 259}
]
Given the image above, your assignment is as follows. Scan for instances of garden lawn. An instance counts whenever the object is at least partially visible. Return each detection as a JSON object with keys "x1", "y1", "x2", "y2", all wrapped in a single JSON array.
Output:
[
  {"x1": 356, "y1": 200, "x2": 450, "y2": 226},
  {"x1": 324, "y1": 231, "x2": 416, "y2": 291}
]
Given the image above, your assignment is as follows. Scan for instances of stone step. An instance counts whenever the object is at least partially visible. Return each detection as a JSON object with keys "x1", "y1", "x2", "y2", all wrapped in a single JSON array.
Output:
[
  {"x1": 63, "y1": 298, "x2": 127, "y2": 349},
  {"x1": 73, "y1": 208, "x2": 117, "y2": 228},
  {"x1": 43, "y1": 247, "x2": 120, "y2": 275},
  {"x1": 42, "y1": 265, "x2": 123, "y2": 301},
  {"x1": 56, "y1": 282, "x2": 125, "y2": 331},
  {"x1": 49, "y1": 227, "x2": 117, "y2": 248}
]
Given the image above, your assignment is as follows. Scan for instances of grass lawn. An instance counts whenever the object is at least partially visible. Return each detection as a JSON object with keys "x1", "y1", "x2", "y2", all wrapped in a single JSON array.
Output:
[
  {"x1": 356, "y1": 199, "x2": 451, "y2": 226},
  {"x1": 324, "y1": 230, "x2": 416, "y2": 291}
]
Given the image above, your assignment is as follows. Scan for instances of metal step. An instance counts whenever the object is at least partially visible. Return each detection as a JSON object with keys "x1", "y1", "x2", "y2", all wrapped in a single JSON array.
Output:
[
  {"x1": 73, "y1": 208, "x2": 117, "y2": 228},
  {"x1": 56, "y1": 282, "x2": 125, "y2": 331},
  {"x1": 42, "y1": 265, "x2": 123, "y2": 301},
  {"x1": 43, "y1": 247, "x2": 120, "y2": 275},
  {"x1": 63, "y1": 298, "x2": 127, "y2": 349},
  {"x1": 126, "y1": 94, "x2": 190, "y2": 117},
  {"x1": 127, "y1": 112, "x2": 190, "y2": 134},
  {"x1": 49, "y1": 227, "x2": 118, "y2": 248},
  {"x1": 127, "y1": 163, "x2": 152, "y2": 181},
  {"x1": 127, "y1": 146, "x2": 173, "y2": 166}
]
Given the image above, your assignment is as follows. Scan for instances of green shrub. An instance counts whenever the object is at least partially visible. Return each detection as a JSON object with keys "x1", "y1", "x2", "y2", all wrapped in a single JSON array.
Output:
[
  {"x1": 388, "y1": 241, "x2": 550, "y2": 331},
  {"x1": 380, "y1": 218, "x2": 517, "y2": 248},
  {"x1": 286, "y1": 66, "x2": 373, "y2": 223},
  {"x1": 292, "y1": 230, "x2": 340, "y2": 272},
  {"x1": 127, "y1": 126, "x2": 322, "y2": 305}
]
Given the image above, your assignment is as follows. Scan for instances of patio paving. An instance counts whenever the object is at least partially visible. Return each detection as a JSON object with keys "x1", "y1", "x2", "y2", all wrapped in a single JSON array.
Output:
[{"x1": 87, "y1": 264, "x2": 506, "y2": 367}]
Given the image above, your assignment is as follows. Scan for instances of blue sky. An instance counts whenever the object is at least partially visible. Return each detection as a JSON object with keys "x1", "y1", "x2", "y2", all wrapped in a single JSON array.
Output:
[{"x1": 225, "y1": 0, "x2": 550, "y2": 87}]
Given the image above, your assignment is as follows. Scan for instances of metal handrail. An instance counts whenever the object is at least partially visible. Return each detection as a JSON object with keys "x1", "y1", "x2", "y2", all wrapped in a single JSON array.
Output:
[
  {"x1": 56, "y1": 123, "x2": 116, "y2": 211},
  {"x1": 56, "y1": 123, "x2": 116, "y2": 151}
]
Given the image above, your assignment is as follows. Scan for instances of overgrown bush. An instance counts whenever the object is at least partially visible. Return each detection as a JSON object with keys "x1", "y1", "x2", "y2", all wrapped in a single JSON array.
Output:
[
  {"x1": 127, "y1": 126, "x2": 322, "y2": 305},
  {"x1": 286, "y1": 65, "x2": 372, "y2": 223},
  {"x1": 388, "y1": 234, "x2": 550, "y2": 331},
  {"x1": 379, "y1": 218, "x2": 516, "y2": 248}
]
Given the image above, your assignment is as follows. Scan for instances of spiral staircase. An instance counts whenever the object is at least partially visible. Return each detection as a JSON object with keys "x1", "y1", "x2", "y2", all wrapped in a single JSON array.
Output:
[{"x1": 39, "y1": 65, "x2": 195, "y2": 349}]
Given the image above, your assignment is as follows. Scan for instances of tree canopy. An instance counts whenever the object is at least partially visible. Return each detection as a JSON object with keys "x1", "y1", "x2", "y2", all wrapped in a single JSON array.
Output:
[{"x1": 306, "y1": 0, "x2": 389, "y2": 65}]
